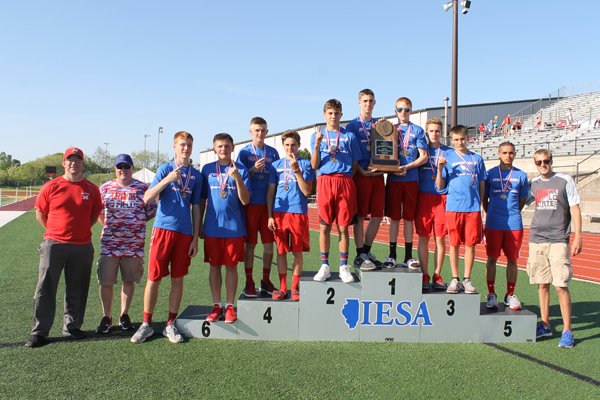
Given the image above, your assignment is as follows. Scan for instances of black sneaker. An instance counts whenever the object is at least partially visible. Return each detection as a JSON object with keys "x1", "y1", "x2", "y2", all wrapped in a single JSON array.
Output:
[
  {"x1": 119, "y1": 314, "x2": 135, "y2": 330},
  {"x1": 95, "y1": 316, "x2": 113, "y2": 334},
  {"x1": 63, "y1": 328, "x2": 86, "y2": 340},
  {"x1": 25, "y1": 334, "x2": 45, "y2": 348}
]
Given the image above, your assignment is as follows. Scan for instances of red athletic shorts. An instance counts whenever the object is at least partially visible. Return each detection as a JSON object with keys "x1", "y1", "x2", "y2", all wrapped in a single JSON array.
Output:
[
  {"x1": 148, "y1": 227, "x2": 193, "y2": 281},
  {"x1": 244, "y1": 204, "x2": 275, "y2": 245},
  {"x1": 385, "y1": 180, "x2": 418, "y2": 221},
  {"x1": 485, "y1": 228, "x2": 523, "y2": 260},
  {"x1": 204, "y1": 236, "x2": 245, "y2": 267},
  {"x1": 273, "y1": 212, "x2": 310, "y2": 254},
  {"x1": 317, "y1": 174, "x2": 356, "y2": 227},
  {"x1": 415, "y1": 192, "x2": 447, "y2": 238},
  {"x1": 353, "y1": 173, "x2": 385, "y2": 218},
  {"x1": 446, "y1": 211, "x2": 483, "y2": 247}
]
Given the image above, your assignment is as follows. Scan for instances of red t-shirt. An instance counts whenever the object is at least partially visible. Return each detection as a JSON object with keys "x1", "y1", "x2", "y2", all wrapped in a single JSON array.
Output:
[{"x1": 35, "y1": 177, "x2": 102, "y2": 244}]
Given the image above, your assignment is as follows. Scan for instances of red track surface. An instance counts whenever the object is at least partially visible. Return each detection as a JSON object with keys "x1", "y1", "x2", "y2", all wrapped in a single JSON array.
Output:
[{"x1": 307, "y1": 208, "x2": 600, "y2": 284}]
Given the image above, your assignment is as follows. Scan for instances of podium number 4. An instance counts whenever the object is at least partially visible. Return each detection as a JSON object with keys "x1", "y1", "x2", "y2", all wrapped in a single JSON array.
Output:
[{"x1": 263, "y1": 307, "x2": 273, "y2": 324}]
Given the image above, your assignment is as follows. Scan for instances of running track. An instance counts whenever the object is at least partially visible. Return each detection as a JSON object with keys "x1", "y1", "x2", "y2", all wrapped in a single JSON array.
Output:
[{"x1": 307, "y1": 208, "x2": 600, "y2": 284}]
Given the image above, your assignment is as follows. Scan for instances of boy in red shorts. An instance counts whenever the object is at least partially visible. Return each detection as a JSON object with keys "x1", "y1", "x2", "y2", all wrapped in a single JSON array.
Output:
[
  {"x1": 311, "y1": 99, "x2": 362, "y2": 283},
  {"x1": 131, "y1": 131, "x2": 203, "y2": 344},
  {"x1": 236, "y1": 117, "x2": 280, "y2": 297},
  {"x1": 482, "y1": 141, "x2": 528, "y2": 310},
  {"x1": 201, "y1": 133, "x2": 252, "y2": 323},
  {"x1": 415, "y1": 118, "x2": 450, "y2": 290},
  {"x1": 437, "y1": 125, "x2": 487, "y2": 294},
  {"x1": 384, "y1": 97, "x2": 428, "y2": 269},
  {"x1": 344, "y1": 89, "x2": 384, "y2": 271},
  {"x1": 267, "y1": 130, "x2": 314, "y2": 301}
]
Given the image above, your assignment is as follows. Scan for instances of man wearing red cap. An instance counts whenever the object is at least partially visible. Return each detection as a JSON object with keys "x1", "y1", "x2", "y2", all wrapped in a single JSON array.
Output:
[{"x1": 26, "y1": 147, "x2": 102, "y2": 347}]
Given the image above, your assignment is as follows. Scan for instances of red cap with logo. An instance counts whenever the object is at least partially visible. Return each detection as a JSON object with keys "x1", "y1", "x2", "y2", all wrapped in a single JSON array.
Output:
[{"x1": 63, "y1": 147, "x2": 85, "y2": 160}]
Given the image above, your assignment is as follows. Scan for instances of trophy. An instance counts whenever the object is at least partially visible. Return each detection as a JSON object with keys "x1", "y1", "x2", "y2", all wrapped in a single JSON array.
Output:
[{"x1": 368, "y1": 120, "x2": 401, "y2": 172}]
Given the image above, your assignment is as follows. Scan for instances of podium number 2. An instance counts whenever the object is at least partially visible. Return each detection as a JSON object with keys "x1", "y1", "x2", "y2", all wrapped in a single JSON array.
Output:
[
  {"x1": 503, "y1": 321, "x2": 512, "y2": 337},
  {"x1": 326, "y1": 287, "x2": 335, "y2": 304},
  {"x1": 263, "y1": 307, "x2": 273, "y2": 324}
]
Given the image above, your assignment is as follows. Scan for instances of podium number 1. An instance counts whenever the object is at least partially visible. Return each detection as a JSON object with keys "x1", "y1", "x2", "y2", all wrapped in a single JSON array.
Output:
[{"x1": 389, "y1": 278, "x2": 396, "y2": 295}]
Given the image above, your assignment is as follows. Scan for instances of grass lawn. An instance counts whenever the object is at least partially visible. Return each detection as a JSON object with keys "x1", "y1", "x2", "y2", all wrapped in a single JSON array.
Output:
[{"x1": 1, "y1": 212, "x2": 599, "y2": 399}]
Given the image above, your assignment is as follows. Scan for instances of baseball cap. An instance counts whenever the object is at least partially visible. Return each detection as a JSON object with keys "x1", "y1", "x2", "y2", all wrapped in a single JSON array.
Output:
[
  {"x1": 63, "y1": 147, "x2": 84, "y2": 160},
  {"x1": 115, "y1": 154, "x2": 134, "y2": 167}
]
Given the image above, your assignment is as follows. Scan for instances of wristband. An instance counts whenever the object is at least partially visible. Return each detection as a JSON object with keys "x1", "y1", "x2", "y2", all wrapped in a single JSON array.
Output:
[{"x1": 293, "y1": 169, "x2": 300, "y2": 173}]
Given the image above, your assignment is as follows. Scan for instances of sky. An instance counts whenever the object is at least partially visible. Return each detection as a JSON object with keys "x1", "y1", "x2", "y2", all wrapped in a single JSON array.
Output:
[{"x1": 1, "y1": 0, "x2": 598, "y2": 164}]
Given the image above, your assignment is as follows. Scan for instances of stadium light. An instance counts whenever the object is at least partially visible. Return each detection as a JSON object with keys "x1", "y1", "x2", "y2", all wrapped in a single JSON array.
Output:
[
  {"x1": 461, "y1": 1, "x2": 471, "y2": 14},
  {"x1": 156, "y1": 127, "x2": 163, "y2": 169}
]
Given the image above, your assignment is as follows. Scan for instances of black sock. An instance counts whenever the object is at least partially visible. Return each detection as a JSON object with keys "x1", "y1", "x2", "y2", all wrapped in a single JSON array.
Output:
[
  {"x1": 364, "y1": 244, "x2": 372, "y2": 254},
  {"x1": 404, "y1": 242, "x2": 413, "y2": 262},
  {"x1": 356, "y1": 247, "x2": 364, "y2": 256},
  {"x1": 389, "y1": 242, "x2": 397, "y2": 259}
]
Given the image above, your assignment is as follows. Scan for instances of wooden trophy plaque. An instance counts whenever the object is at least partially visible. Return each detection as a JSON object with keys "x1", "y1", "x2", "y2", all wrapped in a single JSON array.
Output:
[{"x1": 368, "y1": 120, "x2": 400, "y2": 172}]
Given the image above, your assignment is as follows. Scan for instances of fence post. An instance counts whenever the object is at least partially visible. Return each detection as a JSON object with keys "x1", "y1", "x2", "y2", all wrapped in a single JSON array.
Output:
[{"x1": 16, "y1": 187, "x2": 19, "y2": 203}]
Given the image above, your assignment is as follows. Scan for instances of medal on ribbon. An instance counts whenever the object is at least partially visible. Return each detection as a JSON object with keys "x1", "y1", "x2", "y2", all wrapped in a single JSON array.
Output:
[
  {"x1": 359, "y1": 115, "x2": 372, "y2": 152},
  {"x1": 251, "y1": 142, "x2": 266, "y2": 179},
  {"x1": 429, "y1": 147, "x2": 444, "y2": 180},
  {"x1": 173, "y1": 160, "x2": 192, "y2": 199},
  {"x1": 498, "y1": 165, "x2": 514, "y2": 200},
  {"x1": 216, "y1": 161, "x2": 232, "y2": 199},
  {"x1": 455, "y1": 151, "x2": 477, "y2": 185},
  {"x1": 325, "y1": 128, "x2": 341, "y2": 163},
  {"x1": 397, "y1": 123, "x2": 411, "y2": 157}
]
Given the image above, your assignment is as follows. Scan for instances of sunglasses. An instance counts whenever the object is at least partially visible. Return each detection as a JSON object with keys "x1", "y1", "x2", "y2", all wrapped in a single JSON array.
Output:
[
  {"x1": 534, "y1": 159, "x2": 551, "y2": 166},
  {"x1": 396, "y1": 107, "x2": 411, "y2": 113},
  {"x1": 116, "y1": 164, "x2": 132, "y2": 170}
]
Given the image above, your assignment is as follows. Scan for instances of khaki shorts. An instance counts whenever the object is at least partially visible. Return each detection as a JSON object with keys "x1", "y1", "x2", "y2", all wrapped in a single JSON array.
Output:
[
  {"x1": 526, "y1": 243, "x2": 572, "y2": 287},
  {"x1": 97, "y1": 256, "x2": 144, "y2": 286}
]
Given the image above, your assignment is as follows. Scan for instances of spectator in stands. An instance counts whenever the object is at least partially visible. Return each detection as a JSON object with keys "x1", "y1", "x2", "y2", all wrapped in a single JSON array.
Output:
[
  {"x1": 493, "y1": 116, "x2": 499, "y2": 136},
  {"x1": 479, "y1": 123, "x2": 485, "y2": 142},
  {"x1": 512, "y1": 118, "x2": 522, "y2": 132},
  {"x1": 594, "y1": 117, "x2": 600, "y2": 128},
  {"x1": 566, "y1": 108, "x2": 574, "y2": 128},
  {"x1": 500, "y1": 114, "x2": 511, "y2": 136},
  {"x1": 487, "y1": 120, "x2": 494, "y2": 136}
]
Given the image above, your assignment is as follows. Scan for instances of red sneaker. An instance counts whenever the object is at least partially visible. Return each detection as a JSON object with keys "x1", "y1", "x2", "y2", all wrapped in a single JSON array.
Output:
[
  {"x1": 272, "y1": 289, "x2": 287, "y2": 300},
  {"x1": 260, "y1": 280, "x2": 278, "y2": 295},
  {"x1": 225, "y1": 305, "x2": 237, "y2": 324},
  {"x1": 206, "y1": 305, "x2": 223, "y2": 322},
  {"x1": 291, "y1": 290, "x2": 300, "y2": 301},
  {"x1": 242, "y1": 284, "x2": 257, "y2": 298}
]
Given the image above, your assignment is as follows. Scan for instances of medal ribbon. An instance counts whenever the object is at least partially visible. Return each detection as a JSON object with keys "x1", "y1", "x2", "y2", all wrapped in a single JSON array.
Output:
[
  {"x1": 397, "y1": 123, "x2": 412, "y2": 152},
  {"x1": 497, "y1": 166, "x2": 514, "y2": 196},
  {"x1": 325, "y1": 128, "x2": 341, "y2": 155},
  {"x1": 454, "y1": 151, "x2": 477, "y2": 183},
  {"x1": 358, "y1": 115, "x2": 371, "y2": 147},
  {"x1": 251, "y1": 143, "x2": 265, "y2": 173},
  {"x1": 173, "y1": 160, "x2": 192, "y2": 196},
  {"x1": 428, "y1": 147, "x2": 444, "y2": 177},
  {"x1": 283, "y1": 157, "x2": 294, "y2": 187},
  {"x1": 215, "y1": 161, "x2": 232, "y2": 193}
]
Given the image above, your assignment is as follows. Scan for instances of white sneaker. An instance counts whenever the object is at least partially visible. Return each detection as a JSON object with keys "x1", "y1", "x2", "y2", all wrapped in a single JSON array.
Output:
[
  {"x1": 314, "y1": 264, "x2": 331, "y2": 282},
  {"x1": 504, "y1": 294, "x2": 522, "y2": 310},
  {"x1": 130, "y1": 322, "x2": 154, "y2": 344},
  {"x1": 463, "y1": 279, "x2": 477, "y2": 294},
  {"x1": 163, "y1": 322, "x2": 184, "y2": 343},
  {"x1": 446, "y1": 278, "x2": 460, "y2": 294},
  {"x1": 339, "y1": 265, "x2": 354, "y2": 283},
  {"x1": 486, "y1": 293, "x2": 499, "y2": 309},
  {"x1": 406, "y1": 259, "x2": 420, "y2": 269}
]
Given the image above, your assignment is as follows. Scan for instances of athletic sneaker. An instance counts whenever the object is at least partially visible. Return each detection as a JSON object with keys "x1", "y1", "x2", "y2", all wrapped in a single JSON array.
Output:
[
  {"x1": 130, "y1": 322, "x2": 154, "y2": 344},
  {"x1": 206, "y1": 305, "x2": 224, "y2": 322},
  {"x1": 163, "y1": 322, "x2": 184, "y2": 343},
  {"x1": 339, "y1": 265, "x2": 354, "y2": 283},
  {"x1": 486, "y1": 293, "x2": 499, "y2": 309},
  {"x1": 272, "y1": 289, "x2": 287, "y2": 300},
  {"x1": 504, "y1": 294, "x2": 522, "y2": 310},
  {"x1": 291, "y1": 290, "x2": 300, "y2": 301},
  {"x1": 422, "y1": 274, "x2": 430, "y2": 290},
  {"x1": 462, "y1": 279, "x2": 477, "y2": 294},
  {"x1": 119, "y1": 314, "x2": 134, "y2": 330},
  {"x1": 366, "y1": 252, "x2": 378, "y2": 263},
  {"x1": 446, "y1": 278, "x2": 460, "y2": 294},
  {"x1": 536, "y1": 323, "x2": 552, "y2": 339},
  {"x1": 314, "y1": 264, "x2": 331, "y2": 282},
  {"x1": 406, "y1": 259, "x2": 421, "y2": 269},
  {"x1": 224, "y1": 305, "x2": 237, "y2": 324},
  {"x1": 95, "y1": 316, "x2": 112, "y2": 334},
  {"x1": 260, "y1": 280, "x2": 277, "y2": 295},
  {"x1": 382, "y1": 257, "x2": 396, "y2": 269},
  {"x1": 242, "y1": 284, "x2": 257, "y2": 298},
  {"x1": 355, "y1": 253, "x2": 376, "y2": 271},
  {"x1": 558, "y1": 330, "x2": 574, "y2": 348},
  {"x1": 432, "y1": 274, "x2": 446, "y2": 290}
]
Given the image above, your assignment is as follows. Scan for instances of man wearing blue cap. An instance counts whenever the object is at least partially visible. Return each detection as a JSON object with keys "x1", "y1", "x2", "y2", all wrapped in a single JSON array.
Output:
[{"x1": 95, "y1": 154, "x2": 157, "y2": 334}]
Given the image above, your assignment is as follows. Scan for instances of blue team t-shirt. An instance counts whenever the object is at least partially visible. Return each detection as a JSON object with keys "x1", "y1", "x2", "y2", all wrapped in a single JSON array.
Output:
[
  {"x1": 442, "y1": 150, "x2": 487, "y2": 212},
  {"x1": 200, "y1": 161, "x2": 252, "y2": 238},
  {"x1": 484, "y1": 166, "x2": 529, "y2": 231},
  {"x1": 418, "y1": 145, "x2": 452, "y2": 195},
  {"x1": 150, "y1": 161, "x2": 203, "y2": 236},
  {"x1": 310, "y1": 128, "x2": 361, "y2": 177},
  {"x1": 387, "y1": 123, "x2": 428, "y2": 182},
  {"x1": 236, "y1": 143, "x2": 280, "y2": 205},
  {"x1": 345, "y1": 116, "x2": 379, "y2": 170},
  {"x1": 269, "y1": 158, "x2": 315, "y2": 214}
]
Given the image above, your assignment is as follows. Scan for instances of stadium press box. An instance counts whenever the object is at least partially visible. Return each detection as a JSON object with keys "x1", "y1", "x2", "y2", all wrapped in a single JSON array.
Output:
[{"x1": 177, "y1": 268, "x2": 536, "y2": 343}]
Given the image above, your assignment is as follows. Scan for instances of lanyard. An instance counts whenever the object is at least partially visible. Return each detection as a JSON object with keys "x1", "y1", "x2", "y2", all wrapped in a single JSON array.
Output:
[
  {"x1": 428, "y1": 147, "x2": 444, "y2": 177},
  {"x1": 173, "y1": 160, "x2": 192, "y2": 195},
  {"x1": 397, "y1": 123, "x2": 412, "y2": 151},
  {"x1": 325, "y1": 129, "x2": 341, "y2": 155},
  {"x1": 497, "y1": 166, "x2": 514, "y2": 196},
  {"x1": 358, "y1": 115, "x2": 371, "y2": 146},
  {"x1": 215, "y1": 161, "x2": 232, "y2": 192},
  {"x1": 251, "y1": 143, "x2": 265, "y2": 173},
  {"x1": 283, "y1": 157, "x2": 295, "y2": 187},
  {"x1": 455, "y1": 151, "x2": 477, "y2": 183}
]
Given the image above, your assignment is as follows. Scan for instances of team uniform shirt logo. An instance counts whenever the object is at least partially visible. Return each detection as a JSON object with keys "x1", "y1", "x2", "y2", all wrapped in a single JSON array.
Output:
[{"x1": 535, "y1": 189, "x2": 558, "y2": 210}]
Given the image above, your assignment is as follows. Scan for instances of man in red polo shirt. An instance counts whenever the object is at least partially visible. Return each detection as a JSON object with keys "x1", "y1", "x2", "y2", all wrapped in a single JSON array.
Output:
[{"x1": 26, "y1": 147, "x2": 102, "y2": 347}]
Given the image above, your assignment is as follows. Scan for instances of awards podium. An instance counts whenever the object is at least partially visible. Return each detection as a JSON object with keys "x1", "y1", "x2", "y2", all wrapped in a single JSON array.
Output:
[{"x1": 176, "y1": 267, "x2": 536, "y2": 343}]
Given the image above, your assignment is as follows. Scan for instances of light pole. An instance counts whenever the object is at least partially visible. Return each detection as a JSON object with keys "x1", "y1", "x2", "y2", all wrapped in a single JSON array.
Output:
[
  {"x1": 443, "y1": 97, "x2": 449, "y2": 142},
  {"x1": 143, "y1": 134, "x2": 151, "y2": 169},
  {"x1": 156, "y1": 127, "x2": 163, "y2": 170},
  {"x1": 444, "y1": 0, "x2": 471, "y2": 128},
  {"x1": 104, "y1": 142, "x2": 110, "y2": 170}
]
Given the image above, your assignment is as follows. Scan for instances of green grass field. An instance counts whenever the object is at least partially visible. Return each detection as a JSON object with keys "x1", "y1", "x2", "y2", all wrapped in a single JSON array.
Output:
[{"x1": 1, "y1": 211, "x2": 599, "y2": 399}]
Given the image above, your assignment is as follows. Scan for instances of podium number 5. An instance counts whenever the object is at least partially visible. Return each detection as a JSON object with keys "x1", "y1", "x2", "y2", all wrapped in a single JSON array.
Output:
[{"x1": 503, "y1": 321, "x2": 512, "y2": 337}]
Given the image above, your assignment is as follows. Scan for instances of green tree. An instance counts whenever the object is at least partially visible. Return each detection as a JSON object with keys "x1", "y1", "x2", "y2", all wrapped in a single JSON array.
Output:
[
  {"x1": 88, "y1": 146, "x2": 113, "y2": 169},
  {"x1": 0, "y1": 152, "x2": 20, "y2": 170},
  {"x1": 298, "y1": 148, "x2": 311, "y2": 161}
]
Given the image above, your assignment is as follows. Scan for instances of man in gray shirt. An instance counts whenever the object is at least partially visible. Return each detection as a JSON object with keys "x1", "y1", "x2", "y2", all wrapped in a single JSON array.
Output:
[{"x1": 528, "y1": 149, "x2": 582, "y2": 349}]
